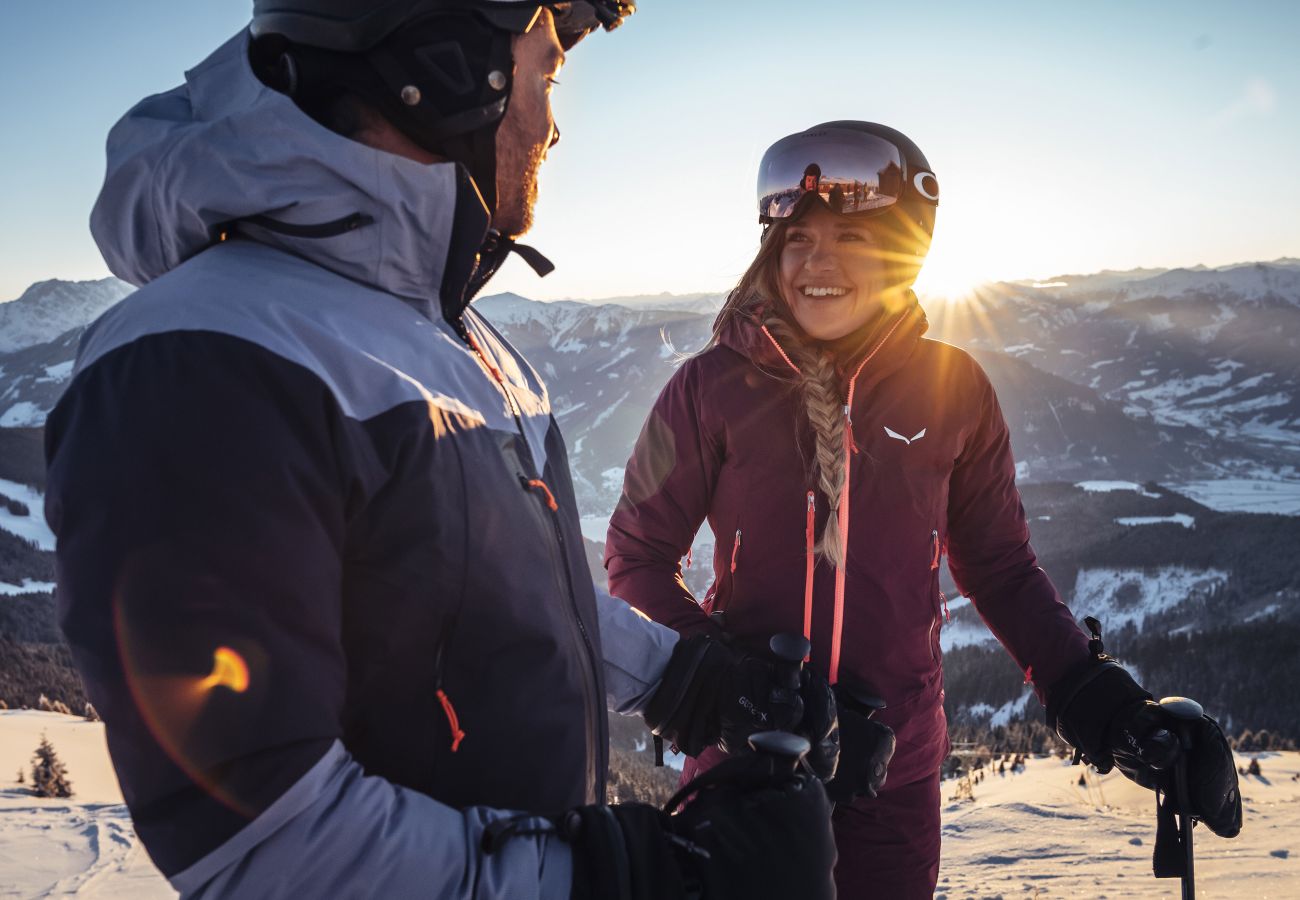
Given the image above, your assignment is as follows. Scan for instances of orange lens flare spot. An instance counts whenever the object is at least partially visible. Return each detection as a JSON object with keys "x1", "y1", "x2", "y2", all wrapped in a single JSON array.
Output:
[{"x1": 199, "y1": 646, "x2": 250, "y2": 694}]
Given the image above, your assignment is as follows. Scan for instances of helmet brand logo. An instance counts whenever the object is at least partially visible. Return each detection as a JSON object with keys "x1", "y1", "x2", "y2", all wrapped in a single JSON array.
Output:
[{"x1": 913, "y1": 172, "x2": 939, "y2": 202}]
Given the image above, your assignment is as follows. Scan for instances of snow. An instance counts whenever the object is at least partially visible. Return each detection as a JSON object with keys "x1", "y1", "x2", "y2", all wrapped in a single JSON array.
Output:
[
  {"x1": 1147, "y1": 312, "x2": 1173, "y2": 331},
  {"x1": 0, "y1": 579, "x2": 55, "y2": 596},
  {"x1": 1114, "y1": 514, "x2": 1195, "y2": 528},
  {"x1": 0, "y1": 478, "x2": 55, "y2": 551},
  {"x1": 39, "y1": 361, "x2": 74, "y2": 382},
  {"x1": 0, "y1": 401, "x2": 45, "y2": 427},
  {"x1": 1070, "y1": 567, "x2": 1228, "y2": 632},
  {"x1": 580, "y1": 514, "x2": 611, "y2": 544},
  {"x1": 1169, "y1": 478, "x2": 1300, "y2": 515},
  {"x1": 589, "y1": 391, "x2": 630, "y2": 430},
  {"x1": 0, "y1": 710, "x2": 175, "y2": 898},
  {"x1": 939, "y1": 615, "x2": 996, "y2": 652},
  {"x1": 939, "y1": 751, "x2": 1300, "y2": 898},
  {"x1": 601, "y1": 468, "x2": 626, "y2": 495},
  {"x1": 1074, "y1": 480, "x2": 1161, "y2": 498},
  {"x1": 3, "y1": 711, "x2": 1298, "y2": 897}
]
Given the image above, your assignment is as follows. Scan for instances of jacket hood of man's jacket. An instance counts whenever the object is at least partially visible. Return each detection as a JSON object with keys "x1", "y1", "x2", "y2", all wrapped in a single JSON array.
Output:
[{"x1": 90, "y1": 29, "x2": 482, "y2": 314}]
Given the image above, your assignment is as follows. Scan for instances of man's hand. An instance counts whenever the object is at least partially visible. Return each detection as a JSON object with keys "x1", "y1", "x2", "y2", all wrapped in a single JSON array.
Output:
[
  {"x1": 643, "y1": 635, "x2": 805, "y2": 757},
  {"x1": 485, "y1": 733, "x2": 838, "y2": 900}
]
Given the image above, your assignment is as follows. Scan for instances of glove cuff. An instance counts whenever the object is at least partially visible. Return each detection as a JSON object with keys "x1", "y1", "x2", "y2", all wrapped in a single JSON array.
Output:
[{"x1": 1046, "y1": 660, "x2": 1150, "y2": 771}]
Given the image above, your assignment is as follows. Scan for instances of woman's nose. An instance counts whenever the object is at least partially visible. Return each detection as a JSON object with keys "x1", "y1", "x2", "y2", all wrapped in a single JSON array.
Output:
[{"x1": 805, "y1": 244, "x2": 839, "y2": 272}]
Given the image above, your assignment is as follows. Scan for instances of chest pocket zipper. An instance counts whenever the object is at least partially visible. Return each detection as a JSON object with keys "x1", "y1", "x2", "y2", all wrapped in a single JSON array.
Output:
[{"x1": 929, "y1": 529, "x2": 950, "y2": 663}]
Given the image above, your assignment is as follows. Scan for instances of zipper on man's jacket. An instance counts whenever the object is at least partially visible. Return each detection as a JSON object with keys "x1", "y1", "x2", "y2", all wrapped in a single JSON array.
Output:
[{"x1": 468, "y1": 325, "x2": 605, "y2": 795}]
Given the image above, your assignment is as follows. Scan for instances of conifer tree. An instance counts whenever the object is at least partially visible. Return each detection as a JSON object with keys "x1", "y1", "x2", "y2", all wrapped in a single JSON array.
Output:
[{"x1": 30, "y1": 734, "x2": 73, "y2": 798}]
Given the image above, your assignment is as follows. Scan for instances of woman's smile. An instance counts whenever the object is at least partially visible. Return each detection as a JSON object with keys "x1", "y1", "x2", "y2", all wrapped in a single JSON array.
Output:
[{"x1": 779, "y1": 203, "x2": 887, "y2": 340}]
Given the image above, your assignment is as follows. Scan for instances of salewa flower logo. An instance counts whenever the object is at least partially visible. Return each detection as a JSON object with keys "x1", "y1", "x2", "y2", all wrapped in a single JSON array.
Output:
[{"x1": 883, "y1": 426, "x2": 927, "y2": 445}]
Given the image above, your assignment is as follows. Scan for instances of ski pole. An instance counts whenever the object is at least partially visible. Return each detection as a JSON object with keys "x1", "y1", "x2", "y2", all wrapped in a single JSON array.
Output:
[
  {"x1": 769, "y1": 633, "x2": 811, "y2": 693},
  {"x1": 1160, "y1": 696, "x2": 1204, "y2": 900}
]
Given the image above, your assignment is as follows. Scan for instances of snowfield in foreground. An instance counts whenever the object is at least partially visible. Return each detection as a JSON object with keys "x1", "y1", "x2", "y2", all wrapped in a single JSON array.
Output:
[{"x1": 1, "y1": 710, "x2": 1296, "y2": 898}]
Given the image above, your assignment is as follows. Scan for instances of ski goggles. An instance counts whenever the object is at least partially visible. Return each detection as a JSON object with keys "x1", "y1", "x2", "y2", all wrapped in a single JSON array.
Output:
[{"x1": 757, "y1": 128, "x2": 938, "y2": 222}]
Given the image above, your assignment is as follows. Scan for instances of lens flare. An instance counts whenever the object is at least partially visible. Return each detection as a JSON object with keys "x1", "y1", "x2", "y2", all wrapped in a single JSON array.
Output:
[{"x1": 199, "y1": 646, "x2": 250, "y2": 694}]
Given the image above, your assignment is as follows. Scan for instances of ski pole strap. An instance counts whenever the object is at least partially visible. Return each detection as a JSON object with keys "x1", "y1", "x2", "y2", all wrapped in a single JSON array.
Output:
[{"x1": 1152, "y1": 788, "x2": 1187, "y2": 878}]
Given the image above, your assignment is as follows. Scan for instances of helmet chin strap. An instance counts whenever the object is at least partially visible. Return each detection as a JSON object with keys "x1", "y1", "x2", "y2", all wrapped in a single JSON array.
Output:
[{"x1": 468, "y1": 229, "x2": 555, "y2": 301}]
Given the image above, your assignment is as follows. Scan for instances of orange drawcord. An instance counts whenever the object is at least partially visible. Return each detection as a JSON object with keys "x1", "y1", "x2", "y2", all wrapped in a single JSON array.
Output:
[
  {"x1": 1023, "y1": 666, "x2": 1034, "y2": 686},
  {"x1": 730, "y1": 530, "x2": 741, "y2": 573},
  {"x1": 828, "y1": 312, "x2": 909, "y2": 686},
  {"x1": 684, "y1": 547, "x2": 693, "y2": 569},
  {"x1": 466, "y1": 331, "x2": 506, "y2": 385},
  {"x1": 760, "y1": 325, "x2": 803, "y2": 376},
  {"x1": 828, "y1": 423, "x2": 852, "y2": 684},
  {"x1": 526, "y1": 479, "x2": 559, "y2": 512},
  {"x1": 436, "y1": 689, "x2": 466, "y2": 752},
  {"x1": 803, "y1": 492, "x2": 815, "y2": 661}
]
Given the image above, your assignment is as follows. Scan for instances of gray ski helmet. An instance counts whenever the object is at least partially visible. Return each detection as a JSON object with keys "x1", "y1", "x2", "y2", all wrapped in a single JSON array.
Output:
[{"x1": 250, "y1": 1, "x2": 634, "y2": 212}]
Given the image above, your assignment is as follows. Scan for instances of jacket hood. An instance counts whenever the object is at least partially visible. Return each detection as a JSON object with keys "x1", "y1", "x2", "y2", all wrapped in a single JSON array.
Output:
[
  {"x1": 716, "y1": 291, "x2": 930, "y2": 385},
  {"x1": 90, "y1": 29, "x2": 482, "y2": 311}
]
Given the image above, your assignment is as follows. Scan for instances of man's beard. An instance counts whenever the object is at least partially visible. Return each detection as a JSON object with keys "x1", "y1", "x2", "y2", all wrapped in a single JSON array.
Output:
[{"x1": 494, "y1": 141, "x2": 544, "y2": 238}]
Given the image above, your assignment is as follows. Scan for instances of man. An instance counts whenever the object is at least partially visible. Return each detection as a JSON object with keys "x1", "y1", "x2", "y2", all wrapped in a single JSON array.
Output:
[{"x1": 45, "y1": 3, "x2": 837, "y2": 897}]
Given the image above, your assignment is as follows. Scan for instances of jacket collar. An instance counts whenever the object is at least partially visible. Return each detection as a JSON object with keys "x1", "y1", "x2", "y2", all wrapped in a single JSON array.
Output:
[{"x1": 717, "y1": 291, "x2": 929, "y2": 393}]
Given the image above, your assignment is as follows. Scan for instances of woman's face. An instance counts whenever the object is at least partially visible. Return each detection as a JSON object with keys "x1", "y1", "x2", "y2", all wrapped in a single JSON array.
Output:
[{"x1": 778, "y1": 203, "x2": 887, "y2": 341}]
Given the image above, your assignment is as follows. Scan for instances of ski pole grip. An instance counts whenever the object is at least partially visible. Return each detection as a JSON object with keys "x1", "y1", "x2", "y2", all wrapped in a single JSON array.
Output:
[
  {"x1": 1159, "y1": 696, "x2": 1204, "y2": 749},
  {"x1": 769, "y1": 633, "x2": 811, "y2": 692},
  {"x1": 749, "y1": 730, "x2": 811, "y2": 775},
  {"x1": 837, "y1": 685, "x2": 886, "y2": 719}
]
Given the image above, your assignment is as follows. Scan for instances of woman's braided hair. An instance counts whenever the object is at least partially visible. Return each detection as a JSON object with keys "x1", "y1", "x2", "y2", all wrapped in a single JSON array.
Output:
[{"x1": 711, "y1": 219, "x2": 851, "y2": 566}]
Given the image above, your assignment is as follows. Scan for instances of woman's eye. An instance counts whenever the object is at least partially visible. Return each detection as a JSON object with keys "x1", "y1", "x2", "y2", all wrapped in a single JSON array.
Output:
[
  {"x1": 838, "y1": 231, "x2": 868, "y2": 242},
  {"x1": 786, "y1": 232, "x2": 810, "y2": 243}
]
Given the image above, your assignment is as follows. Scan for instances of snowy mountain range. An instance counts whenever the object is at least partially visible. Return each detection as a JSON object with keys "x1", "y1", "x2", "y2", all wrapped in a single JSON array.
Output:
[{"x1": 2, "y1": 259, "x2": 1298, "y2": 735}]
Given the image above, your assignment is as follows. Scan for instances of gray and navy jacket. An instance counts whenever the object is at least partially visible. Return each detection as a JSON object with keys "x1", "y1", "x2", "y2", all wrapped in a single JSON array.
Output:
[{"x1": 45, "y1": 30, "x2": 676, "y2": 899}]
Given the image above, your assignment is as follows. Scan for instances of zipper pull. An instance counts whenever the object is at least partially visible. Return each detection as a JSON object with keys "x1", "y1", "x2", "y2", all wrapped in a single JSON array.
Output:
[
  {"x1": 940, "y1": 590, "x2": 950, "y2": 624},
  {"x1": 930, "y1": 529, "x2": 941, "y2": 570},
  {"x1": 730, "y1": 529, "x2": 742, "y2": 573}
]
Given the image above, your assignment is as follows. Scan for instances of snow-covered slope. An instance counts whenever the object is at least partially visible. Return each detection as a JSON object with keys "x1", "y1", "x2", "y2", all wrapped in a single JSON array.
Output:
[
  {"x1": 939, "y1": 750, "x2": 1299, "y2": 898},
  {"x1": 0, "y1": 710, "x2": 174, "y2": 898},
  {"x1": 0, "y1": 279, "x2": 132, "y2": 354},
  {"x1": 3, "y1": 709, "x2": 1294, "y2": 899}
]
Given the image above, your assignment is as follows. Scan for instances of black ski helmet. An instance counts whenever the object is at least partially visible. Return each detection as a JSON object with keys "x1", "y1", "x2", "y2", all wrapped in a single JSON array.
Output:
[
  {"x1": 816, "y1": 120, "x2": 939, "y2": 253},
  {"x1": 758, "y1": 121, "x2": 938, "y2": 283},
  {"x1": 249, "y1": 1, "x2": 634, "y2": 213}
]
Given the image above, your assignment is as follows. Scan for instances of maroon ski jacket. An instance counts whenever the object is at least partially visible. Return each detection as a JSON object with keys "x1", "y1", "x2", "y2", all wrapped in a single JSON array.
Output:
[{"x1": 606, "y1": 300, "x2": 1090, "y2": 787}]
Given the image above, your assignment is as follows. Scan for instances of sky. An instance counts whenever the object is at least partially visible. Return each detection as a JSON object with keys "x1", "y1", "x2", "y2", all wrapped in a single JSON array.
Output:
[{"x1": 0, "y1": 0, "x2": 1297, "y2": 303}]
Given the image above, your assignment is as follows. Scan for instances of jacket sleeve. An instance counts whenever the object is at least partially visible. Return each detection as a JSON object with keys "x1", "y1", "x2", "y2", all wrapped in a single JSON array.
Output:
[
  {"x1": 605, "y1": 359, "x2": 723, "y2": 638},
  {"x1": 945, "y1": 358, "x2": 1090, "y2": 704},
  {"x1": 596, "y1": 586, "x2": 678, "y2": 716},
  {"x1": 45, "y1": 330, "x2": 572, "y2": 898}
]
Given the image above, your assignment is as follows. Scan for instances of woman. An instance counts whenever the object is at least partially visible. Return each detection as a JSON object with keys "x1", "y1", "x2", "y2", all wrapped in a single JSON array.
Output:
[{"x1": 603, "y1": 122, "x2": 1240, "y2": 897}]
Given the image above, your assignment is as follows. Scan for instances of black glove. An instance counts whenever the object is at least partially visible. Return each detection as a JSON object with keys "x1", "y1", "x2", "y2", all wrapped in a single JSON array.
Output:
[
  {"x1": 797, "y1": 668, "x2": 840, "y2": 782},
  {"x1": 1047, "y1": 618, "x2": 1241, "y2": 840},
  {"x1": 823, "y1": 684, "x2": 896, "y2": 803},
  {"x1": 643, "y1": 634, "x2": 804, "y2": 757},
  {"x1": 666, "y1": 736, "x2": 838, "y2": 900},
  {"x1": 1108, "y1": 699, "x2": 1242, "y2": 839},
  {"x1": 482, "y1": 736, "x2": 838, "y2": 900}
]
